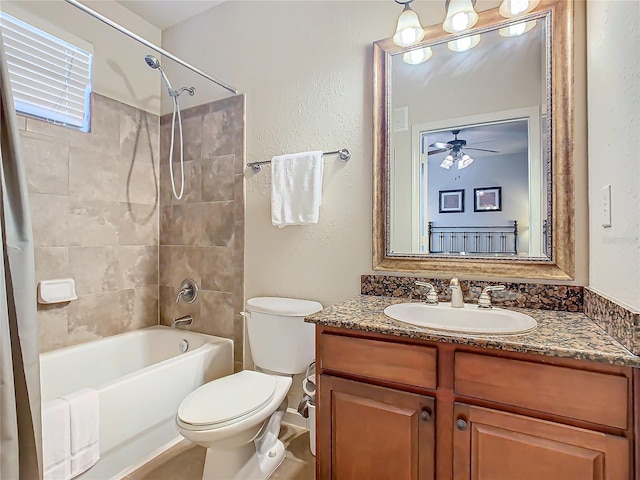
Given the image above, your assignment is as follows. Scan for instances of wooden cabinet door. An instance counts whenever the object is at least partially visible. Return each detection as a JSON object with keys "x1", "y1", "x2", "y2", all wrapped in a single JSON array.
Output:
[
  {"x1": 452, "y1": 403, "x2": 629, "y2": 480},
  {"x1": 318, "y1": 374, "x2": 435, "y2": 480}
]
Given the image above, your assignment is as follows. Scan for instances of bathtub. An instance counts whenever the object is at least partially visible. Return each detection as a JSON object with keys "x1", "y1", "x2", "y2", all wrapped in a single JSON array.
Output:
[{"x1": 40, "y1": 326, "x2": 233, "y2": 480}]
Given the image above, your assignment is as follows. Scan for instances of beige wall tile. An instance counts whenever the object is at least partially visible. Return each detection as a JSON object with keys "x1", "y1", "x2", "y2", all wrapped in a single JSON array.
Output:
[
  {"x1": 68, "y1": 247, "x2": 118, "y2": 295},
  {"x1": 132, "y1": 286, "x2": 159, "y2": 330},
  {"x1": 161, "y1": 204, "x2": 203, "y2": 246},
  {"x1": 168, "y1": 160, "x2": 202, "y2": 205},
  {"x1": 201, "y1": 155, "x2": 235, "y2": 202},
  {"x1": 199, "y1": 246, "x2": 234, "y2": 293},
  {"x1": 37, "y1": 306, "x2": 69, "y2": 353},
  {"x1": 34, "y1": 247, "x2": 69, "y2": 283},
  {"x1": 181, "y1": 113, "x2": 204, "y2": 162},
  {"x1": 119, "y1": 203, "x2": 158, "y2": 246},
  {"x1": 67, "y1": 290, "x2": 134, "y2": 340},
  {"x1": 20, "y1": 131, "x2": 69, "y2": 195},
  {"x1": 30, "y1": 193, "x2": 69, "y2": 247},
  {"x1": 200, "y1": 201, "x2": 234, "y2": 247},
  {"x1": 115, "y1": 246, "x2": 158, "y2": 290},
  {"x1": 68, "y1": 200, "x2": 120, "y2": 247},
  {"x1": 159, "y1": 246, "x2": 203, "y2": 288},
  {"x1": 69, "y1": 147, "x2": 120, "y2": 202},
  {"x1": 199, "y1": 290, "x2": 234, "y2": 338}
]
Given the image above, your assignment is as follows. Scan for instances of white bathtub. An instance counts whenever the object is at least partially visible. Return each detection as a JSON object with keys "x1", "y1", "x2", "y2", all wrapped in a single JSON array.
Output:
[{"x1": 40, "y1": 326, "x2": 234, "y2": 480}]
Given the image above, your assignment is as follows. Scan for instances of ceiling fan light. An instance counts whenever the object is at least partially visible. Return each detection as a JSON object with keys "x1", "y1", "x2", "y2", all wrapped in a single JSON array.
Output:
[
  {"x1": 402, "y1": 46, "x2": 433, "y2": 65},
  {"x1": 440, "y1": 154, "x2": 454, "y2": 169},
  {"x1": 447, "y1": 34, "x2": 481, "y2": 52},
  {"x1": 443, "y1": 0, "x2": 479, "y2": 33},
  {"x1": 498, "y1": 20, "x2": 537, "y2": 37},
  {"x1": 393, "y1": 2, "x2": 425, "y2": 46},
  {"x1": 458, "y1": 154, "x2": 474, "y2": 169},
  {"x1": 498, "y1": 0, "x2": 540, "y2": 18}
]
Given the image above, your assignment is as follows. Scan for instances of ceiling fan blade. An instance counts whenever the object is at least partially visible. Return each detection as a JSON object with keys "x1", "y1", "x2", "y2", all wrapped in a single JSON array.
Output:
[
  {"x1": 429, "y1": 142, "x2": 453, "y2": 149},
  {"x1": 467, "y1": 139, "x2": 497, "y2": 146},
  {"x1": 465, "y1": 147, "x2": 500, "y2": 153},
  {"x1": 428, "y1": 148, "x2": 450, "y2": 155}
]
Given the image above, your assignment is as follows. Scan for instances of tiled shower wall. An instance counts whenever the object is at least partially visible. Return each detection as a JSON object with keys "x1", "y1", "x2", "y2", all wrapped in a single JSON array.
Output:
[
  {"x1": 20, "y1": 92, "x2": 244, "y2": 362},
  {"x1": 20, "y1": 94, "x2": 160, "y2": 352},
  {"x1": 158, "y1": 95, "x2": 245, "y2": 371}
]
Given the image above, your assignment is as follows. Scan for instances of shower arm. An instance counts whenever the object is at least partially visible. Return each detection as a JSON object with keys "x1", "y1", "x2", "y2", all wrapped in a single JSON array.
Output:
[{"x1": 63, "y1": 0, "x2": 238, "y2": 95}]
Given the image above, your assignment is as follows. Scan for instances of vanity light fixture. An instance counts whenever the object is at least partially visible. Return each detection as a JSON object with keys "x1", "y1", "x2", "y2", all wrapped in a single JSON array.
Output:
[
  {"x1": 447, "y1": 34, "x2": 481, "y2": 52},
  {"x1": 392, "y1": 0, "x2": 425, "y2": 47},
  {"x1": 402, "y1": 46, "x2": 433, "y2": 65},
  {"x1": 498, "y1": 0, "x2": 540, "y2": 18},
  {"x1": 498, "y1": 20, "x2": 537, "y2": 37},
  {"x1": 442, "y1": 0, "x2": 478, "y2": 33}
]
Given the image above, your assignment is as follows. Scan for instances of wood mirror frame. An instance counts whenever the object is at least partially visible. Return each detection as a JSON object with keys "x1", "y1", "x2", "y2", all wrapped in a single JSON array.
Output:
[{"x1": 373, "y1": 0, "x2": 574, "y2": 280}]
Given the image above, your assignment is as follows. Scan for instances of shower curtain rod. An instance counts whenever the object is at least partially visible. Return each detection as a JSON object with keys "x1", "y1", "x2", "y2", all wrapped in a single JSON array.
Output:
[{"x1": 63, "y1": 0, "x2": 238, "y2": 95}]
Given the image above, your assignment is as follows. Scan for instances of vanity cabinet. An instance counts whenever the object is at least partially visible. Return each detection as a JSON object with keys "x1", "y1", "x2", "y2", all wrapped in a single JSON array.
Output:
[
  {"x1": 319, "y1": 375, "x2": 435, "y2": 480},
  {"x1": 316, "y1": 326, "x2": 635, "y2": 480},
  {"x1": 452, "y1": 403, "x2": 629, "y2": 480}
]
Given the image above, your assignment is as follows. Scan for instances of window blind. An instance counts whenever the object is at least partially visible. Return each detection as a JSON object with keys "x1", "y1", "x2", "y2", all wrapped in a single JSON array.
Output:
[{"x1": 0, "y1": 12, "x2": 92, "y2": 131}]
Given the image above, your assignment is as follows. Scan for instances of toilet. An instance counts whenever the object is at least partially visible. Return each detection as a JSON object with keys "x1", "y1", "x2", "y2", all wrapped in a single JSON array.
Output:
[{"x1": 176, "y1": 297, "x2": 322, "y2": 480}]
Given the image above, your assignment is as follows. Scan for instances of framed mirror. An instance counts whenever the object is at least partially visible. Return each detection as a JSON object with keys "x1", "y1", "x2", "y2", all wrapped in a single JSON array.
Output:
[{"x1": 373, "y1": 0, "x2": 575, "y2": 279}]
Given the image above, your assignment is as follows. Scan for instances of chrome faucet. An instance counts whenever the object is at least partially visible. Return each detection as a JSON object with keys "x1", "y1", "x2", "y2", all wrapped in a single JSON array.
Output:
[
  {"x1": 176, "y1": 278, "x2": 198, "y2": 303},
  {"x1": 415, "y1": 281, "x2": 438, "y2": 305},
  {"x1": 172, "y1": 315, "x2": 193, "y2": 328},
  {"x1": 478, "y1": 285, "x2": 506, "y2": 309},
  {"x1": 449, "y1": 277, "x2": 464, "y2": 308}
]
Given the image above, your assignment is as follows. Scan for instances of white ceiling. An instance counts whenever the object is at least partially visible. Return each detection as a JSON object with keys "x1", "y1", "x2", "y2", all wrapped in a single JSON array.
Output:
[{"x1": 116, "y1": 1, "x2": 224, "y2": 30}]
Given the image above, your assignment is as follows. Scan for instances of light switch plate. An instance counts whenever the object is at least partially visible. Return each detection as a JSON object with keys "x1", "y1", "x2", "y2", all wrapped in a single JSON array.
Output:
[{"x1": 601, "y1": 184, "x2": 611, "y2": 228}]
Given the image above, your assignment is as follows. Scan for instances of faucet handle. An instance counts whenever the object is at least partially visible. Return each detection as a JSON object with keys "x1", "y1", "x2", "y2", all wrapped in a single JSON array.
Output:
[
  {"x1": 478, "y1": 285, "x2": 505, "y2": 309},
  {"x1": 415, "y1": 281, "x2": 438, "y2": 305}
]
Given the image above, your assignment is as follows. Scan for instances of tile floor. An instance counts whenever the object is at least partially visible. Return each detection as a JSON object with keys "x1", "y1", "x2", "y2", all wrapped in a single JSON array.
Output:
[{"x1": 124, "y1": 424, "x2": 315, "y2": 480}]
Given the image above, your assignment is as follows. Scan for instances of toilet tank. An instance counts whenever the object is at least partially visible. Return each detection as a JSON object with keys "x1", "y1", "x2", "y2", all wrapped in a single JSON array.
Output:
[{"x1": 245, "y1": 297, "x2": 322, "y2": 375}]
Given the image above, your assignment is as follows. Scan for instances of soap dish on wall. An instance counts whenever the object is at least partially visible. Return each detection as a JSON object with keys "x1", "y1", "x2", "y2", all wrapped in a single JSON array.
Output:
[{"x1": 37, "y1": 278, "x2": 77, "y2": 304}]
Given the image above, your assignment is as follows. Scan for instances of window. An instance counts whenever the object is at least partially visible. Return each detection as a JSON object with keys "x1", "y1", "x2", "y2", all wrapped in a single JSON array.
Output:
[{"x1": 0, "y1": 12, "x2": 92, "y2": 131}]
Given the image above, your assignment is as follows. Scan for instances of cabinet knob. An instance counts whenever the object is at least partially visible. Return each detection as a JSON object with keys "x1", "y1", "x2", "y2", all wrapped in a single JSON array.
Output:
[
  {"x1": 455, "y1": 418, "x2": 468, "y2": 431},
  {"x1": 420, "y1": 409, "x2": 432, "y2": 422}
]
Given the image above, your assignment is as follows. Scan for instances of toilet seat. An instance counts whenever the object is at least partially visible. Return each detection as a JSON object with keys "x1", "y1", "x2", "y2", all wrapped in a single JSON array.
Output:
[{"x1": 177, "y1": 370, "x2": 276, "y2": 431}]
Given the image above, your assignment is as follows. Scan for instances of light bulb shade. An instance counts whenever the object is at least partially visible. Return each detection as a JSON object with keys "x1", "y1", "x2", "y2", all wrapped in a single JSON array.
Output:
[
  {"x1": 498, "y1": 0, "x2": 540, "y2": 18},
  {"x1": 393, "y1": 4, "x2": 425, "y2": 46},
  {"x1": 440, "y1": 154, "x2": 454, "y2": 169},
  {"x1": 447, "y1": 34, "x2": 481, "y2": 52},
  {"x1": 442, "y1": 0, "x2": 479, "y2": 33},
  {"x1": 498, "y1": 20, "x2": 537, "y2": 37},
  {"x1": 458, "y1": 154, "x2": 474, "y2": 169},
  {"x1": 402, "y1": 47, "x2": 433, "y2": 65}
]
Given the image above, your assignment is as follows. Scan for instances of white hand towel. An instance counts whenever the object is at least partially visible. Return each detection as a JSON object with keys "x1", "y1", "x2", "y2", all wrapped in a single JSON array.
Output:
[
  {"x1": 271, "y1": 150, "x2": 323, "y2": 227},
  {"x1": 42, "y1": 399, "x2": 72, "y2": 480},
  {"x1": 60, "y1": 388, "x2": 100, "y2": 478}
]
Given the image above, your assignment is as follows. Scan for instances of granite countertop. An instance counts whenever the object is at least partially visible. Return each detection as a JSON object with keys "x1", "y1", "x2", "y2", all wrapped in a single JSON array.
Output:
[{"x1": 305, "y1": 295, "x2": 640, "y2": 367}]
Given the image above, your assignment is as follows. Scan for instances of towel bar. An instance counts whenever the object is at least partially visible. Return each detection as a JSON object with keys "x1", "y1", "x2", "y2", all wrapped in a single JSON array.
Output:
[{"x1": 247, "y1": 148, "x2": 351, "y2": 173}]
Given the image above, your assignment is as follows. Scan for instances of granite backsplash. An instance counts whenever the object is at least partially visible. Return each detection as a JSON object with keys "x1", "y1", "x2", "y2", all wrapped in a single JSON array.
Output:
[{"x1": 361, "y1": 275, "x2": 583, "y2": 312}]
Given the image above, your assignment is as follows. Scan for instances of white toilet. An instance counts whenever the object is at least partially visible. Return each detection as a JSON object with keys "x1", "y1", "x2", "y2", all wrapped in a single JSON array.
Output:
[{"x1": 176, "y1": 297, "x2": 322, "y2": 480}]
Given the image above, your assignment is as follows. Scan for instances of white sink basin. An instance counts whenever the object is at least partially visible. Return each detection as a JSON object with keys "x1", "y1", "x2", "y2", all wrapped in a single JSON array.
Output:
[{"x1": 383, "y1": 302, "x2": 537, "y2": 335}]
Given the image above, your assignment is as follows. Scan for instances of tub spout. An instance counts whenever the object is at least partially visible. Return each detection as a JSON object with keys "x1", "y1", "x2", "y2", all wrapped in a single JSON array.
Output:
[{"x1": 172, "y1": 315, "x2": 193, "y2": 328}]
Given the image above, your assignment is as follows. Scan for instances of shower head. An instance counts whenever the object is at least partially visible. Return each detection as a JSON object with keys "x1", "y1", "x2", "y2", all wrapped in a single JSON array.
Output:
[
  {"x1": 144, "y1": 54, "x2": 174, "y2": 94},
  {"x1": 144, "y1": 55, "x2": 161, "y2": 69}
]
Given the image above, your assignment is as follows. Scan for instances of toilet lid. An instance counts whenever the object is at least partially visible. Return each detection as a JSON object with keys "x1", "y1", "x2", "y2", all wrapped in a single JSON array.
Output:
[
  {"x1": 246, "y1": 297, "x2": 323, "y2": 316},
  {"x1": 177, "y1": 371, "x2": 276, "y2": 428}
]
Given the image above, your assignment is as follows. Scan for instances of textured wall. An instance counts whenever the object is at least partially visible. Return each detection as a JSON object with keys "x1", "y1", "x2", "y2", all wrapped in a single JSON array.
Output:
[
  {"x1": 19, "y1": 94, "x2": 160, "y2": 352},
  {"x1": 158, "y1": 95, "x2": 245, "y2": 372},
  {"x1": 587, "y1": 0, "x2": 640, "y2": 310}
]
